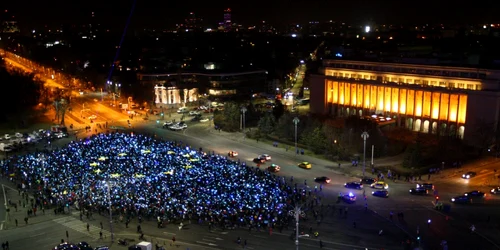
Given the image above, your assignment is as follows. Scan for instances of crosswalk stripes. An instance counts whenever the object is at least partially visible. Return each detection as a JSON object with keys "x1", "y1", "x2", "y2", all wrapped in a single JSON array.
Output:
[{"x1": 52, "y1": 216, "x2": 111, "y2": 240}]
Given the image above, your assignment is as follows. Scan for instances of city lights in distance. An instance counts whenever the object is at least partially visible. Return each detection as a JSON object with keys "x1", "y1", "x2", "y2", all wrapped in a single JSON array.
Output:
[{"x1": 365, "y1": 26, "x2": 371, "y2": 33}]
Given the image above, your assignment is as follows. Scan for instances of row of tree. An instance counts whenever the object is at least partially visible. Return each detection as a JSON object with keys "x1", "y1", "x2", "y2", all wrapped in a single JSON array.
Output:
[{"x1": 0, "y1": 59, "x2": 44, "y2": 123}]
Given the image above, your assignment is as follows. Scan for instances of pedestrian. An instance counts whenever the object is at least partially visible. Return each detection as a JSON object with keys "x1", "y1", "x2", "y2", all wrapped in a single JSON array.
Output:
[
  {"x1": 319, "y1": 239, "x2": 323, "y2": 248},
  {"x1": 171, "y1": 236, "x2": 176, "y2": 246},
  {"x1": 86, "y1": 223, "x2": 90, "y2": 231},
  {"x1": 428, "y1": 174, "x2": 431, "y2": 180},
  {"x1": 24, "y1": 217, "x2": 28, "y2": 225},
  {"x1": 15, "y1": 219, "x2": 17, "y2": 227},
  {"x1": 100, "y1": 221, "x2": 103, "y2": 229},
  {"x1": 66, "y1": 230, "x2": 69, "y2": 238},
  {"x1": 99, "y1": 231, "x2": 103, "y2": 239}
]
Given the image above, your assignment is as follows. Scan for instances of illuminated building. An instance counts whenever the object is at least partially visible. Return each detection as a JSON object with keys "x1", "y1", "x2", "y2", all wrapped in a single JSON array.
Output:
[
  {"x1": 310, "y1": 59, "x2": 500, "y2": 143},
  {"x1": 223, "y1": 8, "x2": 231, "y2": 32},
  {"x1": 138, "y1": 70, "x2": 267, "y2": 107},
  {"x1": 1, "y1": 10, "x2": 19, "y2": 34}
]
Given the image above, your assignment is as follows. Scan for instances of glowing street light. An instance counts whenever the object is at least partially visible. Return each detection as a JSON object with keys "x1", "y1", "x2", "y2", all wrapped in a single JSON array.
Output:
[
  {"x1": 288, "y1": 206, "x2": 306, "y2": 250},
  {"x1": 361, "y1": 131, "x2": 369, "y2": 177}
]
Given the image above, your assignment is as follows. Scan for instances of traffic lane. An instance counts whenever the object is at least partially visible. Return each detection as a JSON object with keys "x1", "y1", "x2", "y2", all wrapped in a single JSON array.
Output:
[
  {"x1": 386, "y1": 205, "x2": 492, "y2": 250},
  {"x1": 153, "y1": 123, "x2": 452, "y2": 211},
  {"x1": 184, "y1": 124, "x2": 340, "y2": 180},
  {"x1": 153, "y1": 122, "x2": 496, "y2": 214},
  {"x1": 132, "y1": 124, "x2": 417, "y2": 248}
]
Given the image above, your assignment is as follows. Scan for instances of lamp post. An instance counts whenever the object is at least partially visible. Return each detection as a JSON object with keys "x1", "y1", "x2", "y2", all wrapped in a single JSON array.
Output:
[
  {"x1": 293, "y1": 117, "x2": 300, "y2": 154},
  {"x1": 103, "y1": 180, "x2": 114, "y2": 242},
  {"x1": 241, "y1": 107, "x2": 247, "y2": 136},
  {"x1": 361, "y1": 131, "x2": 369, "y2": 177},
  {"x1": 288, "y1": 206, "x2": 306, "y2": 250}
]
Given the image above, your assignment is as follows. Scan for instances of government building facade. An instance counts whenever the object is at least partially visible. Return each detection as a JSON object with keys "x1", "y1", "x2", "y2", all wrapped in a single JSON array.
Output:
[{"x1": 310, "y1": 59, "x2": 500, "y2": 144}]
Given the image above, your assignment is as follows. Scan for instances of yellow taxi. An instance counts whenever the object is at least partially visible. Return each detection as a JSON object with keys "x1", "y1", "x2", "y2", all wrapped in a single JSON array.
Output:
[
  {"x1": 298, "y1": 162, "x2": 312, "y2": 169},
  {"x1": 370, "y1": 181, "x2": 389, "y2": 189}
]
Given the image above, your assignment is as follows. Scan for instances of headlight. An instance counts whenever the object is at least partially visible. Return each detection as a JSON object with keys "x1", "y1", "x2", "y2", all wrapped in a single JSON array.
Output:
[
  {"x1": 451, "y1": 198, "x2": 455, "y2": 202},
  {"x1": 409, "y1": 189, "x2": 412, "y2": 192},
  {"x1": 372, "y1": 191, "x2": 375, "y2": 194},
  {"x1": 462, "y1": 174, "x2": 465, "y2": 177},
  {"x1": 344, "y1": 183, "x2": 347, "y2": 186},
  {"x1": 466, "y1": 175, "x2": 470, "y2": 178},
  {"x1": 492, "y1": 189, "x2": 495, "y2": 192}
]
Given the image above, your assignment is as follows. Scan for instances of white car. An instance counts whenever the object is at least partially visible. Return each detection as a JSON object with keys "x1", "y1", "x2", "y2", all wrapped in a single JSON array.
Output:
[
  {"x1": 259, "y1": 154, "x2": 272, "y2": 161},
  {"x1": 14, "y1": 132, "x2": 23, "y2": 138},
  {"x1": 189, "y1": 111, "x2": 201, "y2": 116},
  {"x1": 168, "y1": 125, "x2": 183, "y2": 131},
  {"x1": 4, "y1": 134, "x2": 11, "y2": 140},
  {"x1": 88, "y1": 115, "x2": 97, "y2": 120},
  {"x1": 200, "y1": 118, "x2": 209, "y2": 122}
]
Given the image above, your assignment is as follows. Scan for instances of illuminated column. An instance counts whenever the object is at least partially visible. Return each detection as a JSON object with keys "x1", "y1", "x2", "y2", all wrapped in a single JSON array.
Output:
[
  {"x1": 155, "y1": 86, "x2": 160, "y2": 104},
  {"x1": 161, "y1": 87, "x2": 168, "y2": 104},
  {"x1": 184, "y1": 89, "x2": 188, "y2": 103},
  {"x1": 188, "y1": 89, "x2": 193, "y2": 102}
]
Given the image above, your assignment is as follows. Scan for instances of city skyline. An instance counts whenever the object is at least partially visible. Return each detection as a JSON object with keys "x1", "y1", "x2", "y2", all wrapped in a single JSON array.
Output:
[{"x1": 3, "y1": 0, "x2": 500, "y2": 30}]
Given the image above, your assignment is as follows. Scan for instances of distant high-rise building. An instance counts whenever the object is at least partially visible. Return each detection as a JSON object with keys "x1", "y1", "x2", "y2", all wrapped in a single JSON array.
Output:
[
  {"x1": 183, "y1": 12, "x2": 203, "y2": 32},
  {"x1": 1, "y1": 9, "x2": 19, "y2": 34},
  {"x1": 223, "y1": 8, "x2": 231, "y2": 32}
]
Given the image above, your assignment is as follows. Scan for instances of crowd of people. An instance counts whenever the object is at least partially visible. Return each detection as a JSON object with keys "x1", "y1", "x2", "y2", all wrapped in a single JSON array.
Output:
[{"x1": 0, "y1": 133, "x2": 305, "y2": 229}]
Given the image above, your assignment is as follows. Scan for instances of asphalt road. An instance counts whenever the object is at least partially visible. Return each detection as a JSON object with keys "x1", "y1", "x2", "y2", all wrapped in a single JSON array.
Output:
[{"x1": 131, "y1": 115, "x2": 500, "y2": 250}]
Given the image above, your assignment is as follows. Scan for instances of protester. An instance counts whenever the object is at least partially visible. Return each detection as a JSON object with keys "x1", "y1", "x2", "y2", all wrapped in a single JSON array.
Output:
[{"x1": 1, "y1": 133, "x2": 305, "y2": 229}]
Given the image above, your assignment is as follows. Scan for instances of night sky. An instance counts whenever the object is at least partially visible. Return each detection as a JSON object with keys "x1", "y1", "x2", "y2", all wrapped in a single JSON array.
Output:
[{"x1": 5, "y1": 0, "x2": 500, "y2": 30}]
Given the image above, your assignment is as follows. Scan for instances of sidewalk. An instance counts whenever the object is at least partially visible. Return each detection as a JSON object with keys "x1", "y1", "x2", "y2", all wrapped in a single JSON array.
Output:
[{"x1": 1, "y1": 180, "x2": 57, "y2": 230}]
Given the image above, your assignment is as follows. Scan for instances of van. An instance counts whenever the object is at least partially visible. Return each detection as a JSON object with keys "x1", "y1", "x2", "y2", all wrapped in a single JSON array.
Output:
[{"x1": 177, "y1": 107, "x2": 188, "y2": 113}]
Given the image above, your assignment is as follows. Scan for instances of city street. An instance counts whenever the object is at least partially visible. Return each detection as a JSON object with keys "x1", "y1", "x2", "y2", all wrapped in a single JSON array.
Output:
[
  {"x1": 2, "y1": 52, "x2": 500, "y2": 250},
  {"x1": 132, "y1": 116, "x2": 500, "y2": 250}
]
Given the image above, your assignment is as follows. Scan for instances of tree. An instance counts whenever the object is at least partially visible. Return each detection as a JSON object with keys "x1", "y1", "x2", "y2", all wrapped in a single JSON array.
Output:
[
  {"x1": 300, "y1": 127, "x2": 327, "y2": 154},
  {"x1": 0, "y1": 59, "x2": 43, "y2": 122},
  {"x1": 258, "y1": 113, "x2": 276, "y2": 136},
  {"x1": 274, "y1": 113, "x2": 294, "y2": 140},
  {"x1": 272, "y1": 99, "x2": 285, "y2": 119},
  {"x1": 213, "y1": 102, "x2": 241, "y2": 132},
  {"x1": 402, "y1": 140, "x2": 422, "y2": 169}
]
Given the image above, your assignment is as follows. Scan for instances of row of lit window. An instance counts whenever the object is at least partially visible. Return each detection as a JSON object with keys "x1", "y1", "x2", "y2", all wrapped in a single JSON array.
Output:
[
  {"x1": 326, "y1": 71, "x2": 480, "y2": 90},
  {"x1": 324, "y1": 62, "x2": 488, "y2": 79},
  {"x1": 326, "y1": 81, "x2": 467, "y2": 123}
]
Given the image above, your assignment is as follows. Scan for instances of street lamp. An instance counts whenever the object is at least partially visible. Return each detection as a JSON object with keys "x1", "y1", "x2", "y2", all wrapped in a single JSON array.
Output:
[
  {"x1": 288, "y1": 206, "x2": 306, "y2": 250},
  {"x1": 103, "y1": 180, "x2": 115, "y2": 242},
  {"x1": 293, "y1": 117, "x2": 300, "y2": 154},
  {"x1": 361, "y1": 131, "x2": 369, "y2": 177},
  {"x1": 241, "y1": 107, "x2": 247, "y2": 136}
]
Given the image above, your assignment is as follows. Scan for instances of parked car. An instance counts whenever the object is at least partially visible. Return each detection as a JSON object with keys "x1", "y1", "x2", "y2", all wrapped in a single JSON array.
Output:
[
  {"x1": 360, "y1": 178, "x2": 377, "y2": 184},
  {"x1": 409, "y1": 188, "x2": 429, "y2": 195},
  {"x1": 372, "y1": 190, "x2": 389, "y2": 198},
  {"x1": 416, "y1": 183, "x2": 434, "y2": 190},
  {"x1": 267, "y1": 164, "x2": 280, "y2": 173},
  {"x1": 344, "y1": 182, "x2": 363, "y2": 189},
  {"x1": 314, "y1": 176, "x2": 331, "y2": 184}
]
